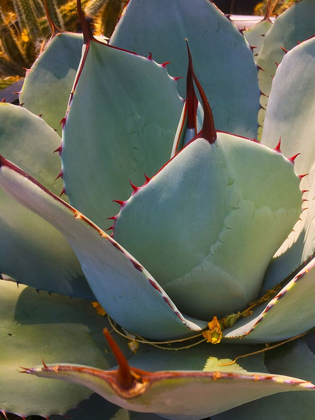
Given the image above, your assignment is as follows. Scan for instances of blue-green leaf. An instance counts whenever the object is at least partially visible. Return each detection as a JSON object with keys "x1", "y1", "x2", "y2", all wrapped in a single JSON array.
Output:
[
  {"x1": 0, "y1": 103, "x2": 93, "y2": 299},
  {"x1": 111, "y1": 0, "x2": 260, "y2": 138}
]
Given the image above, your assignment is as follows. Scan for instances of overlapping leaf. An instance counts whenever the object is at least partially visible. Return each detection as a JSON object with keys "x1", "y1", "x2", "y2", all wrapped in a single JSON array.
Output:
[
  {"x1": 0, "y1": 157, "x2": 207, "y2": 339},
  {"x1": 261, "y1": 36, "x2": 315, "y2": 292},
  {"x1": 0, "y1": 281, "x2": 130, "y2": 418},
  {"x1": 62, "y1": 39, "x2": 182, "y2": 230},
  {"x1": 257, "y1": 0, "x2": 315, "y2": 137},
  {"x1": 0, "y1": 103, "x2": 93, "y2": 298},
  {"x1": 20, "y1": 32, "x2": 83, "y2": 136},
  {"x1": 110, "y1": 0, "x2": 260, "y2": 138},
  {"x1": 23, "y1": 340, "x2": 314, "y2": 420}
]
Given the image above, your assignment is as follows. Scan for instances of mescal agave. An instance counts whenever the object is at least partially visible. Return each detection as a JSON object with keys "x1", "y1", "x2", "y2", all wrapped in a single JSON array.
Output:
[{"x1": 1, "y1": 0, "x2": 315, "y2": 419}]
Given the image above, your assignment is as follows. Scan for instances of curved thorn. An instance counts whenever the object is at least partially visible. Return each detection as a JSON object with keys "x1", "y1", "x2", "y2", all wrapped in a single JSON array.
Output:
[
  {"x1": 103, "y1": 329, "x2": 135, "y2": 389},
  {"x1": 54, "y1": 145, "x2": 62, "y2": 155},
  {"x1": 55, "y1": 170, "x2": 63, "y2": 181},
  {"x1": 113, "y1": 199, "x2": 125, "y2": 206},
  {"x1": 129, "y1": 179, "x2": 138, "y2": 192},
  {"x1": 161, "y1": 61, "x2": 171, "y2": 68},
  {"x1": 174, "y1": 76, "x2": 183, "y2": 82},
  {"x1": 299, "y1": 174, "x2": 308, "y2": 180},
  {"x1": 144, "y1": 174, "x2": 151, "y2": 182},
  {"x1": 44, "y1": 0, "x2": 62, "y2": 36},
  {"x1": 274, "y1": 138, "x2": 281, "y2": 153},
  {"x1": 288, "y1": 153, "x2": 301, "y2": 163},
  {"x1": 59, "y1": 187, "x2": 66, "y2": 197},
  {"x1": 59, "y1": 117, "x2": 66, "y2": 128},
  {"x1": 42, "y1": 359, "x2": 48, "y2": 369},
  {"x1": 185, "y1": 40, "x2": 216, "y2": 144},
  {"x1": 147, "y1": 52, "x2": 152, "y2": 60},
  {"x1": 280, "y1": 47, "x2": 288, "y2": 54}
]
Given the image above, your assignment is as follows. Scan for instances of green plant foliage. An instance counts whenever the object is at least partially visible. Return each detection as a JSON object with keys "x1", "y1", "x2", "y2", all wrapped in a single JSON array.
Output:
[{"x1": 0, "y1": 0, "x2": 315, "y2": 419}]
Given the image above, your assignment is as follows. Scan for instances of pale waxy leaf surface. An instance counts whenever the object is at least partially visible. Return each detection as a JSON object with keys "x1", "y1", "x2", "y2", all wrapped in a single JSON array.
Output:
[
  {"x1": 243, "y1": 19, "x2": 273, "y2": 61},
  {"x1": 0, "y1": 157, "x2": 207, "y2": 340},
  {"x1": 213, "y1": 338, "x2": 315, "y2": 420},
  {"x1": 110, "y1": 0, "x2": 260, "y2": 139},
  {"x1": 114, "y1": 133, "x2": 301, "y2": 321},
  {"x1": 0, "y1": 280, "x2": 131, "y2": 417},
  {"x1": 23, "y1": 340, "x2": 314, "y2": 420},
  {"x1": 224, "y1": 257, "x2": 315, "y2": 342},
  {"x1": 62, "y1": 40, "x2": 182, "y2": 230},
  {"x1": 261, "y1": 37, "x2": 315, "y2": 292},
  {"x1": 257, "y1": 0, "x2": 315, "y2": 137},
  {"x1": 20, "y1": 32, "x2": 83, "y2": 136},
  {"x1": 0, "y1": 103, "x2": 93, "y2": 299}
]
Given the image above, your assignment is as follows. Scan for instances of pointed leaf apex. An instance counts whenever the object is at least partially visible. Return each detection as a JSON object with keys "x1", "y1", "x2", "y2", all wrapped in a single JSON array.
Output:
[
  {"x1": 185, "y1": 40, "x2": 216, "y2": 144},
  {"x1": 185, "y1": 38, "x2": 198, "y2": 130},
  {"x1": 77, "y1": 0, "x2": 94, "y2": 45},
  {"x1": 44, "y1": 0, "x2": 62, "y2": 36},
  {"x1": 103, "y1": 329, "x2": 135, "y2": 389}
]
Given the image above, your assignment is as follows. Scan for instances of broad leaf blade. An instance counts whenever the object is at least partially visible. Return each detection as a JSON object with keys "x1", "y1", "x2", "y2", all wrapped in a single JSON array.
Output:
[
  {"x1": 224, "y1": 257, "x2": 315, "y2": 342},
  {"x1": 257, "y1": 0, "x2": 315, "y2": 136},
  {"x1": 23, "y1": 341, "x2": 314, "y2": 420},
  {"x1": 0, "y1": 103, "x2": 92, "y2": 299},
  {"x1": 261, "y1": 37, "x2": 315, "y2": 291},
  {"x1": 115, "y1": 133, "x2": 301, "y2": 320},
  {"x1": 0, "y1": 157, "x2": 207, "y2": 340},
  {"x1": 0, "y1": 280, "x2": 130, "y2": 418},
  {"x1": 62, "y1": 40, "x2": 182, "y2": 229},
  {"x1": 110, "y1": 0, "x2": 260, "y2": 138},
  {"x1": 213, "y1": 338, "x2": 315, "y2": 419},
  {"x1": 20, "y1": 33, "x2": 83, "y2": 136}
]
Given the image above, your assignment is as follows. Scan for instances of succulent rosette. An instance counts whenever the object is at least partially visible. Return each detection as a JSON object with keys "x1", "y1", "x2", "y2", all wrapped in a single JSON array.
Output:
[{"x1": 1, "y1": 0, "x2": 315, "y2": 419}]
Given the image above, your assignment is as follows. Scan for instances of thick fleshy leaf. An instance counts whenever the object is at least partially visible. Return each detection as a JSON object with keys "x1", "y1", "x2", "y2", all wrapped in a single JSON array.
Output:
[
  {"x1": 61, "y1": 39, "x2": 182, "y2": 230},
  {"x1": 110, "y1": 0, "x2": 260, "y2": 139},
  {"x1": 261, "y1": 37, "x2": 315, "y2": 291},
  {"x1": 224, "y1": 257, "x2": 315, "y2": 342},
  {"x1": 20, "y1": 32, "x2": 83, "y2": 135},
  {"x1": 213, "y1": 338, "x2": 315, "y2": 419},
  {"x1": 22, "y1": 340, "x2": 314, "y2": 420},
  {"x1": 114, "y1": 133, "x2": 302, "y2": 320},
  {"x1": 0, "y1": 103, "x2": 93, "y2": 299},
  {"x1": 262, "y1": 161, "x2": 315, "y2": 293},
  {"x1": 0, "y1": 280, "x2": 131, "y2": 418},
  {"x1": 256, "y1": 0, "x2": 315, "y2": 136},
  {"x1": 243, "y1": 19, "x2": 272, "y2": 61},
  {"x1": 0, "y1": 156, "x2": 207, "y2": 339}
]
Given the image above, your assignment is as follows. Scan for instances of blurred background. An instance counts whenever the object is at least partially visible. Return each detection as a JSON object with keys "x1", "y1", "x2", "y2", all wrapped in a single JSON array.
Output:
[{"x1": 0, "y1": 0, "x2": 298, "y2": 90}]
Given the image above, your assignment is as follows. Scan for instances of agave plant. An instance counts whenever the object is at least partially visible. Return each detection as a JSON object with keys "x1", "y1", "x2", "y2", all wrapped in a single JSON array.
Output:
[{"x1": 1, "y1": 0, "x2": 315, "y2": 419}]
